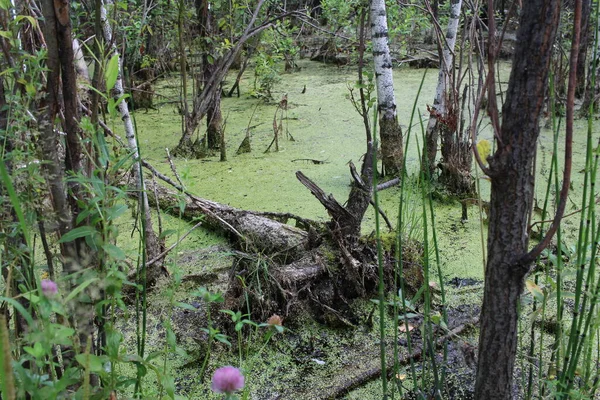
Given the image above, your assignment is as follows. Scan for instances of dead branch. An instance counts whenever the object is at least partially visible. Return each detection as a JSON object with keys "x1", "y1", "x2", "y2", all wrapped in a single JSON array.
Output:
[{"x1": 323, "y1": 316, "x2": 479, "y2": 399}]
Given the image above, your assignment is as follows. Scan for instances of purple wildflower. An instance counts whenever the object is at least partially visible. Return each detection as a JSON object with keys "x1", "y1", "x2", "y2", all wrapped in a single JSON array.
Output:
[
  {"x1": 211, "y1": 366, "x2": 244, "y2": 394},
  {"x1": 41, "y1": 279, "x2": 58, "y2": 297}
]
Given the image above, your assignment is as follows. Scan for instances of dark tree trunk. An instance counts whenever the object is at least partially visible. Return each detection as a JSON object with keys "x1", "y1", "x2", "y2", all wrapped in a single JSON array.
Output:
[
  {"x1": 198, "y1": 0, "x2": 223, "y2": 151},
  {"x1": 439, "y1": 125, "x2": 474, "y2": 196},
  {"x1": 41, "y1": 0, "x2": 98, "y2": 363},
  {"x1": 205, "y1": 63, "x2": 223, "y2": 150},
  {"x1": 474, "y1": 0, "x2": 562, "y2": 398},
  {"x1": 575, "y1": 0, "x2": 591, "y2": 98},
  {"x1": 175, "y1": 0, "x2": 270, "y2": 158}
]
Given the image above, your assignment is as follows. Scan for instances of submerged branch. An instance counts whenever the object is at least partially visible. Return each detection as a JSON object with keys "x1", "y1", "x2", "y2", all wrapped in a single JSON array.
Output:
[{"x1": 322, "y1": 316, "x2": 479, "y2": 398}]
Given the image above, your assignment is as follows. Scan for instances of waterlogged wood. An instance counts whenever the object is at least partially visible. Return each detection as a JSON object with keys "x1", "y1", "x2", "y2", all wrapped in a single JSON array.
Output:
[
  {"x1": 144, "y1": 178, "x2": 310, "y2": 262},
  {"x1": 299, "y1": 316, "x2": 479, "y2": 399}
]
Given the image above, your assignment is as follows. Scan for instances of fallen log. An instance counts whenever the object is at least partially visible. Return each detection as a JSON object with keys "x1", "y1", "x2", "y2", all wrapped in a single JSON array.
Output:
[
  {"x1": 143, "y1": 162, "x2": 313, "y2": 263},
  {"x1": 141, "y1": 161, "x2": 423, "y2": 325}
]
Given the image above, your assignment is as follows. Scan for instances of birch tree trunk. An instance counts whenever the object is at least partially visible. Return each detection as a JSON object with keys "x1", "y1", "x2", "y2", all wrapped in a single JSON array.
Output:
[
  {"x1": 370, "y1": 0, "x2": 403, "y2": 176},
  {"x1": 423, "y1": 0, "x2": 462, "y2": 176},
  {"x1": 101, "y1": 0, "x2": 165, "y2": 283}
]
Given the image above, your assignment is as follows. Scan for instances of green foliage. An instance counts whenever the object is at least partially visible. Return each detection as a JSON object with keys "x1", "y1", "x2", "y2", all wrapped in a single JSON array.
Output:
[
  {"x1": 252, "y1": 45, "x2": 282, "y2": 100},
  {"x1": 321, "y1": 0, "x2": 359, "y2": 28},
  {"x1": 386, "y1": 0, "x2": 431, "y2": 56}
]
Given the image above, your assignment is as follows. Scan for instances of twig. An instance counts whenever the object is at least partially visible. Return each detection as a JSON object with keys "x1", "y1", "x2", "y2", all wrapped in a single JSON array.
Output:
[
  {"x1": 145, "y1": 220, "x2": 203, "y2": 267},
  {"x1": 291, "y1": 159, "x2": 328, "y2": 164},
  {"x1": 166, "y1": 148, "x2": 185, "y2": 188},
  {"x1": 528, "y1": 197, "x2": 599, "y2": 232},
  {"x1": 376, "y1": 177, "x2": 400, "y2": 191}
]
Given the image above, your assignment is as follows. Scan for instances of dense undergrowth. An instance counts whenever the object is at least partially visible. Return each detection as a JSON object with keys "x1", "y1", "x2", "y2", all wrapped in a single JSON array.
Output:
[{"x1": 1, "y1": 2, "x2": 600, "y2": 398}]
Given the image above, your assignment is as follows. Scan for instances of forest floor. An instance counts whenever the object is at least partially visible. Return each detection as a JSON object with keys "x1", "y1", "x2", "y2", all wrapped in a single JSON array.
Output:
[{"x1": 113, "y1": 58, "x2": 596, "y2": 399}]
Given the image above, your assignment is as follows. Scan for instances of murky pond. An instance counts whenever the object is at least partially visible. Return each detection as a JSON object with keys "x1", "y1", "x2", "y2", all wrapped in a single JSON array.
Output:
[{"x1": 115, "y1": 58, "x2": 597, "y2": 399}]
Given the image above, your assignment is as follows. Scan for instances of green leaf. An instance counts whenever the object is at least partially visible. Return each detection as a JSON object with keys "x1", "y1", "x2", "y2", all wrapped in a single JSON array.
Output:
[
  {"x1": 14, "y1": 15, "x2": 36, "y2": 27},
  {"x1": 50, "y1": 324, "x2": 75, "y2": 346},
  {"x1": 161, "y1": 374, "x2": 175, "y2": 399},
  {"x1": 24, "y1": 342, "x2": 46, "y2": 359},
  {"x1": 103, "y1": 243, "x2": 126, "y2": 260},
  {"x1": 176, "y1": 302, "x2": 197, "y2": 311},
  {"x1": 58, "y1": 226, "x2": 97, "y2": 244},
  {"x1": 160, "y1": 229, "x2": 178, "y2": 239},
  {"x1": 214, "y1": 334, "x2": 231, "y2": 346},
  {"x1": 64, "y1": 278, "x2": 99, "y2": 303},
  {"x1": 0, "y1": 30, "x2": 11, "y2": 39},
  {"x1": 122, "y1": 354, "x2": 144, "y2": 363},
  {"x1": 145, "y1": 351, "x2": 163, "y2": 363},
  {"x1": 75, "y1": 353, "x2": 108, "y2": 373},
  {"x1": 525, "y1": 280, "x2": 545, "y2": 302},
  {"x1": 398, "y1": 313, "x2": 419, "y2": 320},
  {"x1": 166, "y1": 328, "x2": 177, "y2": 349},
  {"x1": 0, "y1": 159, "x2": 31, "y2": 249},
  {"x1": 25, "y1": 82, "x2": 36, "y2": 97},
  {"x1": 105, "y1": 54, "x2": 120, "y2": 92},
  {"x1": 22, "y1": 291, "x2": 40, "y2": 304},
  {"x1": 0, "y1": 297, "x2": 34, "y2": 326},
  {"x1": 116, "y1": 378, "x2": 138, "y2": 389},
  {"x1": 105, "y1": 204, "x2": 128, "y2": 222},
  {"x1": 220, "y1": 309, "x2": 236, "y2": 317},
  {"x1": 0, "y1": 0, "x2": 10, "y2": 10}
]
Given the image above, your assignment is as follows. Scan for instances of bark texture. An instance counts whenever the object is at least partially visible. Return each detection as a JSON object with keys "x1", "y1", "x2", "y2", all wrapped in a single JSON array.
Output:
[
  {"x1": 40, "y1": 0, "x2": 95, "y2": 359},
  {"x1": 424, "y1": 0, "x2": 462, "y2": 176},
  {"x1": 474, "y1": 0, "x2": 562, "y2": 398},
  {"x1": 199, "y1": 0, "x2": 223, "y2": 151},
  {"x1": 204, "y1": 64, "x2": 223, "y2": 150},
  {"x1": 370, "y1": 0, "x2": 403, "y2": 176},
  {"x1": 101, "y1": 0, "x2": 165, "y2": 283},
  {"x1": 582, "y1": 1, "x2": 600, "y2": 114},
  {"x1": 575, "y1": 0, "x2": 591, "y2": 98}
]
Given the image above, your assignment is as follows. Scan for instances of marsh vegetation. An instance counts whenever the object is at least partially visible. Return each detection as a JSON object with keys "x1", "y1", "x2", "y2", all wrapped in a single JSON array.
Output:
[{"x1": 0, "y1": 1, "x2": 598, "y2": 399}]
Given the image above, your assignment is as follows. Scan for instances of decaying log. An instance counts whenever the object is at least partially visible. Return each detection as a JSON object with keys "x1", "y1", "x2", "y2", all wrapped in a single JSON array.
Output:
[
  {"x1": 296, "y1": 170, "x2": 352, "y2": 222},
  {"x1": 141, "y1": 161, "x2": 423, "y2": 326},
  {"x1": 144, "y1": 178, "x2": 311, "y2": 263}
]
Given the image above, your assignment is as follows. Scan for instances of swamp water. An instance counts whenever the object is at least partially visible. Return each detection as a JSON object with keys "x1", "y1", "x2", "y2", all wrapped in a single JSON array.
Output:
[{"x1": 114, "y1": 59, "x2": 597, "y2": 399}]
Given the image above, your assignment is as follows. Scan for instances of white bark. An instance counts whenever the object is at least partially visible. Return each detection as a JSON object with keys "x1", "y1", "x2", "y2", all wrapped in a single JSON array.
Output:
[
  {"x1": 431, "y1": 0, "x2": 462, "y2": 122},
  {"x1": 370, "y1": 0, "x2": 397, "y2": 122},
  {"x1": 424, "y1": 0, "x2": 462, "y2": 172},
  {"x1": 72, "y1": 38, "x2": 89, "y2": 81},
  {"x1": 100, "y1": 0, "x2": 160, "y2": 263},
  {"x1": 370, "y1": 0, "x2": 403, "y2": 175}
]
